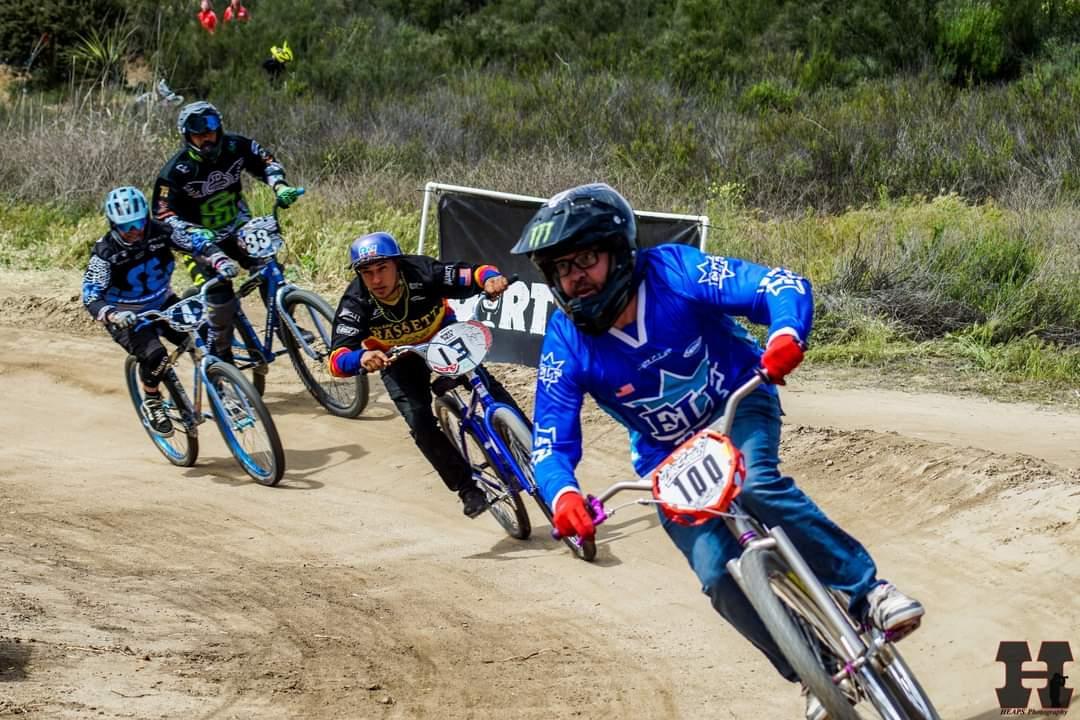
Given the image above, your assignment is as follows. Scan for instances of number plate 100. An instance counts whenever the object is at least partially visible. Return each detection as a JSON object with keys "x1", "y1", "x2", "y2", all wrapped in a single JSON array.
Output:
[{"x1": 651, "y1": 430, "x2": 744, "y2": 525}]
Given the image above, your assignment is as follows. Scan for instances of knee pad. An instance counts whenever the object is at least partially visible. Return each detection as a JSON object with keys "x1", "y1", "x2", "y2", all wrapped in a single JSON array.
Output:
[{"x1": 140, "y1": 346, "x2": 170, "y2": 386}]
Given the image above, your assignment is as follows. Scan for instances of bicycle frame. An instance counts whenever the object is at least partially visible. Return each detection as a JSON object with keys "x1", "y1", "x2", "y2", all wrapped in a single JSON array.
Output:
[
  {"x1": 226, "y1": 209, "x2": 325, "y2": 373},
  {"x1": 440, "y1": 369, "x2": 533, "y2": 502},
  {"x1": 138, "y1": 280, "x2": 255, "y2": 435}
]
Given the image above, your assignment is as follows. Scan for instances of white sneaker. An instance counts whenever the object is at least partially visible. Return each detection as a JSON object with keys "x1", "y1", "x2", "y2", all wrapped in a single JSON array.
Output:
[{"x1": 865, "y1": 582, "x2": 924, "y2": 640}]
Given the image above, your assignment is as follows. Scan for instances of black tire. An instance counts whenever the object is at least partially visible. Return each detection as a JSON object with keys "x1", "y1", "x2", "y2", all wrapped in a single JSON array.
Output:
[
  {"x1": 489, "y1": 407, "x2": 597, "y2": 561},
  {"x1": 434, "y1": 396, "x2": 530, "y2": 539},
  {"x1": 125, "y1": 356, "x2": 198, "y2": 467},
  {"x1": 205, "y1": 361, "x2": 286, "y2": 486},
  {"x1": 738, "y1": 547, "x2": 861, "y2": 720},
  {"x1": 280, "y1": 288, "x2": 368, "y2": 418}
]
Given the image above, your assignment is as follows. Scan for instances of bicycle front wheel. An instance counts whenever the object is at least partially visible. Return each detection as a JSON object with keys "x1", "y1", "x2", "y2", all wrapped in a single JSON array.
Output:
[
  {"x1": 490, "y1": 406, "x2": 596, "y2": 560},
  {"x1": 125, "y1": 356, "x2": 198, "y2": 467},
  {"x1": 738, "y1": 546, "x2": 861, "y2": 720},
  {"x1": 205, "y1": 361, "x2": 285, "y2": 486},
  {"x1": 434, "y1": 396, "x2": 530, "y2": 539},
  {"x1": 280, "y1": 288, "x2": 368, "y2": 418}
]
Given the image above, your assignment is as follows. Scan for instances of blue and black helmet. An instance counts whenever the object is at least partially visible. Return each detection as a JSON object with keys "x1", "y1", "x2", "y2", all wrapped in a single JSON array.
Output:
[
  {"x1": 511, "y1": 183, "x2": 639, "y2": 336},
  {"x1": 177, "y1": 101, "x2": 223, "y2": 162},
  {"x1": 349, "y1": 231, "x2": 403, "y2": 272}
]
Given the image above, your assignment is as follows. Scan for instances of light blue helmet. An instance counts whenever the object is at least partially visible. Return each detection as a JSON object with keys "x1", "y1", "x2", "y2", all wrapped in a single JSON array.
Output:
[
  {"x1": 349, "y1": 232, "x2": 403, "y2": 272},
  {"x1": 103, "y1": 186, "x2": 149, "y2": 244}
]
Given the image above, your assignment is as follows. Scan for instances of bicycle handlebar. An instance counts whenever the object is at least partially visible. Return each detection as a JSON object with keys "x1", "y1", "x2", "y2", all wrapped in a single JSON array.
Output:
[
  {"x1": 134, "y1": 277, "x2": 224, "y2": 332},
  {"x1": 356, "y1": 275, "x2": 521, "y2": 374},
  {"x1": 551, "y1": 371, "x2": 769, "y2": 540}
]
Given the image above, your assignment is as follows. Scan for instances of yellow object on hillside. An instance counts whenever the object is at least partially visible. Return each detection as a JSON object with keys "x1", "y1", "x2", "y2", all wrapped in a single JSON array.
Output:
[{"x1": 270, "y1": 41, "x2": 293, "y2": 64}]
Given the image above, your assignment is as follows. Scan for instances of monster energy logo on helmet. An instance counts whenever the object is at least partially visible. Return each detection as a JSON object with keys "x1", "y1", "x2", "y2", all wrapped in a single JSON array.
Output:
[
  {"x1": 527, "y1": 221, "x2": 554, "y2": 250},
  {"x1": 511, "y1": 183, "x2": 640, "y2": 336}
]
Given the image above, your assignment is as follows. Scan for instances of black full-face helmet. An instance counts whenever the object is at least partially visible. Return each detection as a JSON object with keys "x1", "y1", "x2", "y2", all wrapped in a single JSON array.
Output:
[
  {"x1": 511, "y1": 183, "x2": 639, "y2": 335},
  {"x1": 177, "y1": 101, "x2": 224, "y2": 162}
]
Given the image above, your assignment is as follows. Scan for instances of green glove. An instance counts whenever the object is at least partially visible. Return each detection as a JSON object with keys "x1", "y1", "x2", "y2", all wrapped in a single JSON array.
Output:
[{"x1": 274, "y1": 184, "x2": 304, "y2": 208}]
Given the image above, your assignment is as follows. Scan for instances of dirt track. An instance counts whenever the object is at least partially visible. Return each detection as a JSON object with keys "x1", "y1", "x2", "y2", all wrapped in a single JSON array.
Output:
[{"x1": 1, "y1": 272, "x2": 1078, "y2": 719}]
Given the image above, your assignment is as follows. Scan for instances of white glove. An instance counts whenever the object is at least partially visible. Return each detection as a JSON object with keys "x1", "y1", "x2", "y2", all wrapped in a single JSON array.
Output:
[
  {"x1": 109, "y1": 310, "x2": 137, "y2": 329},
  {"x1": 210, "y1": 253, "x2": 240, "y2": 279}
]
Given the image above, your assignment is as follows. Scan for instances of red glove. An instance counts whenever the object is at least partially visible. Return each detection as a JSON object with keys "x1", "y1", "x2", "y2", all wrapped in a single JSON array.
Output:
[
  {"x1": 553, "y1": 492, "x2": 595, "y2": 541},
  {"x1": 761, "y1": 334, "x2": 805, "y2": 385}
]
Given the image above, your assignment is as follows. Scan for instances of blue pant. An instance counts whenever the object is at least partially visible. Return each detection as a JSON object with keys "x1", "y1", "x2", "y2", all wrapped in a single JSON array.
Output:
[{"x1": 660, "y1": 390, "x2": 878, "y2": 681}]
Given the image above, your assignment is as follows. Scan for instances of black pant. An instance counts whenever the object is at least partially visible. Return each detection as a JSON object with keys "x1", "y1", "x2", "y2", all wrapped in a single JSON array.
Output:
[
  {"x1": 109, "y1": 296, "x2": 188, "y2": 388},
  {"x1": 183, "y1": 245, "x2": 272, "y2": 361},
  {"x1": 381, "y1": 353, "x2": 527, "y2": 494}
]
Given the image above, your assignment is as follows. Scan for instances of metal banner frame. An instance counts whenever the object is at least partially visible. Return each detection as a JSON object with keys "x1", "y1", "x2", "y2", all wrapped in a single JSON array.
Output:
[{"x1": 417, "y1": 181, "x2": 710, "y2": 256}]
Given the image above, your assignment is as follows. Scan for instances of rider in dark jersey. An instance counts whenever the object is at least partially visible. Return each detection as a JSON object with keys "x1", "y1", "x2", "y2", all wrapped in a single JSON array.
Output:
[
  {"x1": 83, "y1": 186, "x2": 237, "y2": 435},
  {"x1": 151, "y1": 101, "x2": 303, "y2": 363},
  {"x1": 328, "y1": 232, "x2": 522, "y2": 518}
]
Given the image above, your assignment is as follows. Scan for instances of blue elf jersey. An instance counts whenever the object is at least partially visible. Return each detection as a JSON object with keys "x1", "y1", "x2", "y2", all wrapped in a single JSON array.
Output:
[{"x1": 531, "y1": 243, "x2": 813, "y2": 506}]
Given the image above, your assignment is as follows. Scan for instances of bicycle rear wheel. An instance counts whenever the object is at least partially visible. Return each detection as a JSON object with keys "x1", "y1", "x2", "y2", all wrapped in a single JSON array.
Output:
[
  {"x1": 280, "y1": 288, "x2": 368, "y2": 418},
  {"x1": 205, "y1": 361, "x2": 285, "y2": 486},
  {"x1": 738, "y1": 546, "x2": 862, "y2": 720},
  {"x1": 125, "y1": 356, "x2": 198, "y2": 467},
  {"x1": 489, "y1": 406, "x2": 596, "y2": 561},
  {"x1": 434, "y1": 396, "x2": 530, "y2": 539}
]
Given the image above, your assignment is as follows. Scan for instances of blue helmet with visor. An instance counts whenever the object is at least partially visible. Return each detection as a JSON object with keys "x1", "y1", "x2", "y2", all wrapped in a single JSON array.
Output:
[{"x1": 349, "y1": 232, "x2": 403, "y2": 272}]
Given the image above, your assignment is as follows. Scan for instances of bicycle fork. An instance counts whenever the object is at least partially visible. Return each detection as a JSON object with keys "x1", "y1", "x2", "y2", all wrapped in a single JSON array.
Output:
[{"x1": 725, "y1": 512, "x2": 912, "y2": 719}]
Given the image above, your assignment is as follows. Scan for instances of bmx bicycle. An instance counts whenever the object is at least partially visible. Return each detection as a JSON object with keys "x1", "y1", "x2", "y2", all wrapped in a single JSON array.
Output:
[
  {"x1": 364, "y1": 291, "x2": 594, "y2": 558},
  {"x1": 191, "y1": 189, "x2": 369, "y2": 417},
  {"x1": 125, "y1": 278, "x2": 286, "y2": 486},
  {"x1": 557, "y1": 372, "x2": 940, "y2": 719}
]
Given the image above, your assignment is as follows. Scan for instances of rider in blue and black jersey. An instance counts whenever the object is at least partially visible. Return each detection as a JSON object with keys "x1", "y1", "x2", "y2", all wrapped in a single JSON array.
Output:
[
  {"x1": 512, "y1": 183, "x2": 925, "y2": 720},
  {"x1": 83, "y1": 186, "x2": 238, "y2": 436}
]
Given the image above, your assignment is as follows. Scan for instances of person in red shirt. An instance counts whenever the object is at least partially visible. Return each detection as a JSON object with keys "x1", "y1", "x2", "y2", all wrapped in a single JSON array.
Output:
[
  {"x1": 223, "y1": 0, "x2": 249, "y2": 23},
  {"x1": 198, "y1": 0, "x2": 217, "y2": 34}
]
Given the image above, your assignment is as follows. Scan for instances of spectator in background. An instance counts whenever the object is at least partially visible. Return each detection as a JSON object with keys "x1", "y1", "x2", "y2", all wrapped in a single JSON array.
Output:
[
  {"x1": 223, "y1": 0, "x2": 250, "y2": 23},
  {"x1": 262, "y1": 41, "x2": 293, "y2": 84},
  {"x1": 198, "y1": 0, "x2": 218, "y2": 34}
]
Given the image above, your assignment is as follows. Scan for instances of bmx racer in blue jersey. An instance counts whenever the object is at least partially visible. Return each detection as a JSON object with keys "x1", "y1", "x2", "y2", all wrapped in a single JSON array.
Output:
[
  {"x1": 83, "y1": 186, "x2": 238, "y2": 436},
  {"x1": 512, "y1": 183, "x2": 925, "y2": 720}
]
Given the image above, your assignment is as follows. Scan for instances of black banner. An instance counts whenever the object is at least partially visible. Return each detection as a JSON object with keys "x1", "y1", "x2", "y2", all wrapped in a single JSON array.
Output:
[{"x1": 438, "y1": 191, "x2": 702, "y2": 365}]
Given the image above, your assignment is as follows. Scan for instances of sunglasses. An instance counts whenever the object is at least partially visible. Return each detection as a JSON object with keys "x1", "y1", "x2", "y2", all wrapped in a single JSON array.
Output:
[
  {"x1": 116, "y1": 217, "x2": 147, "y2": 233},
  {"x1": 550, "y1": 249, "x2": 602, "y2": 278}
]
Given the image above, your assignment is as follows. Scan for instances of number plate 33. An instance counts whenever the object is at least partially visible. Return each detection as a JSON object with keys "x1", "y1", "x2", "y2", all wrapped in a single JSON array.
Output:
[
  {"x1": 652, "y1": 430, "x2": 745, "y2": 525},
  {"x1": 238, "y1": 215, "x2": 283, "y2": 259}
]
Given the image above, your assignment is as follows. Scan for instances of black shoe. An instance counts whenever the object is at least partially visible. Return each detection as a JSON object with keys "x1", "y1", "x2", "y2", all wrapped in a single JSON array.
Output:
[
  {"x1": 459, "y1": 486, "x2": 488, "y2": 518},
  {"x1": 140, "y1": 394, "x2": 174, "y2": 437}
]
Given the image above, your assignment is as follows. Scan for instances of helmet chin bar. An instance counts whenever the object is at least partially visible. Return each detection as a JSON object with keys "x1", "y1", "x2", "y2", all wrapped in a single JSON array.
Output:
[{"x1": 547, "y1": 248, "x2": 639, "y2": 336}]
